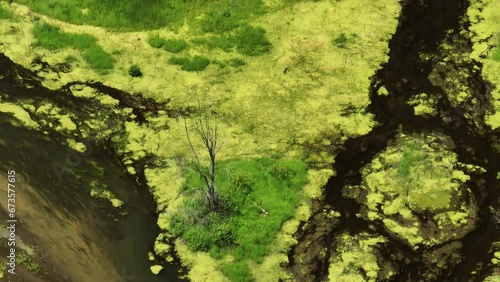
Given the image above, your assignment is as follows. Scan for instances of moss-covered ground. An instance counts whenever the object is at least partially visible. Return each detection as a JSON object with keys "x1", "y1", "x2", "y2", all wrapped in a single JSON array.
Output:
[
  {"x1": 344, "y1": 132, "x2": 483, "y2": 248},
  {"x1": 0, "y1": 0, "x2": 402, "y2": 281},
  {"x1": 467, "y1": 0, "x2": 500, "y2": 129}
]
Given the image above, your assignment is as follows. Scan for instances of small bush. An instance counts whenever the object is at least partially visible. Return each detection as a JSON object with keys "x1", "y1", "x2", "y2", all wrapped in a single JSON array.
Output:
[
  {"x1": 163, "y1": 39, "x2": 189, "y2": 53},
  {"x1": 231, "y1": 25, "x2": 272, "y2": 56},
  {"x1": 169, "y1": 55, "x2": 210, "y2": 72},
  {"x1": 221, "y1": 262, "x2": 255, "y2": 282},
  {"x1": 147, "y1": 34, "x2": 165, "y2": 48},
  {"x1": 128, "y1": 64, "x2": 143, "y2": 77}
]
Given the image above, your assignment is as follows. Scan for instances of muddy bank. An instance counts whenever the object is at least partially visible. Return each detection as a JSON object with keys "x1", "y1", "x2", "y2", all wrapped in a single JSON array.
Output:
[
  {"x1": 287, "y1": 0, "x2": 500, "y2": 280},
  {"x1": 0, "y1": 51, "x2": 186, "y2": 280}
]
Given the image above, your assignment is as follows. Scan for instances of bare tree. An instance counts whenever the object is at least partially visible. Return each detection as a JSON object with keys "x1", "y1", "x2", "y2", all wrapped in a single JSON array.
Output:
[{"x1": 184, "y1": 109, "x2": 223, "y2": 212}]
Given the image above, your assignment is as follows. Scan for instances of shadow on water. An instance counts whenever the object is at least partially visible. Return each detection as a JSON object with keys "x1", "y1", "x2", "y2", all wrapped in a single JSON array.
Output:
[{"x1": 288, "y1": 0, "x2": 500, "y2": 281}]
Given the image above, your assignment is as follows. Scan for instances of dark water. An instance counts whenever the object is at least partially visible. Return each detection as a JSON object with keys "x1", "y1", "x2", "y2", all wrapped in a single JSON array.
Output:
[
  {"x1": 0, "y1": 54, "x2": 185, "y2": 281},
  {"x1": 288, "y1": 0, "x2": 500, "y2": 281}
]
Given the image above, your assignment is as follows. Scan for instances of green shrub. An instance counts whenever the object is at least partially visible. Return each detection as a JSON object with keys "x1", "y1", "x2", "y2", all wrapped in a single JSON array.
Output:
[
  {"x1": 147, "y1": 34, "x2": 165, "y2": 48},
  {"x1": 0, "y1": 6, "x2": 13, "y2": 19},
  {"x1": 221, "y1": 262, "x2": 255, "y2": 282},
  {"x1": 231, "y1": 25, "x2": 272, "y2": 56},
  {"x1": 169, "y1": 55, "x2": 210, "y2": 72},
  {"x1": 128, "y1": 64, "x2": 143, "y2": 77},
  {"x1": 163, "y1": 39, "x2": 189, "y2": 53}
]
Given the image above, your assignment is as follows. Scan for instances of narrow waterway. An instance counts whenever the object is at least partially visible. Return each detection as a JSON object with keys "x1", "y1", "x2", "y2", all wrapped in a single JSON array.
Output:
[{"x1": 288, "y1": 0, "x2": 500, "y2": 280}]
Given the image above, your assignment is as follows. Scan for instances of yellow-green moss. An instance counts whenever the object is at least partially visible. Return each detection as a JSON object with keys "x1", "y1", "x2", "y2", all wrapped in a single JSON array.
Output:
[
  {"x1": 328, "y1": 233, "x2": 396, "y2": 282},
  {"x1": 348, "y1": 132, "x2": 481, "y2": 248},
  {"x1": 467, "y1": 0, "x2": 500, "y2": 129},
  {"x1": 0, "y1": 102, "x2": 39, "y2": 128}
]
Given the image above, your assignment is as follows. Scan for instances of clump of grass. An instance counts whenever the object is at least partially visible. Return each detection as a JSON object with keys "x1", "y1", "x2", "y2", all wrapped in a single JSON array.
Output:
[
  {"x1": 65, "y1": 54, "x2": 79, "y2": 63},
  {"x1": 147, "y1": 34, "x2": 165, "y2": 48},
  {"x1": 169, "y1": 55, "x2": 210, "y2": 72},
  {"x1": 191, "y1": 35, "x2": 235, "y2": 52},
  {"x1": 128, "y1": 64, "x2": 143, "y2": 77},
  {"x1": 163, "y1": 39, "x2": 189, "y2": 53},
  {"x1": 32, "y1": 23, "x2": 115, "y2": 72},
  {"x1": 170, "y1": 158, "x2": 308, "y2": 270},
  {"x1": 82, "y1": 45, "x2": 116, "y2": 72},
  {"x1": 213, "y1": 58, "x2": 246, "y2": 69},
  {"x1": 201, "y1": 7, "x2": 239, "y2": 33},
  {"x1": 221, "y1": 262, "x2": 255, "y2": 282},
  {"x1": 491, "y1": 46, "x2": 500, "y2": 62},
  {"x1": 111, "y1": 49, "x2": 124, "y2": 55},
  {"x1": 231, "y1": 25, "x2": 272, "y2": 56},
  {"x1": 0, "y1": 5, "x2": 13, "y2": 19},
  {"x1": 397, "y1": 142, "x2": 427, "y2": 179},
  {"x1": 33, "y1": 23, "x2": 94, "y2": 50},
  {"x1": 332, "y1": 33, "x2": 348, "y2": 48},
  {"x1": 227, "y1": 58, "x2": 245, "y2": 68}
]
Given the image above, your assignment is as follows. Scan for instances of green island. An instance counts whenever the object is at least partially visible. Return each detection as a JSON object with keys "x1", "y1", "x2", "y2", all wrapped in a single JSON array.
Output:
[{"x1": 0, "y1": 0, "x2": 499, "y2": 281}]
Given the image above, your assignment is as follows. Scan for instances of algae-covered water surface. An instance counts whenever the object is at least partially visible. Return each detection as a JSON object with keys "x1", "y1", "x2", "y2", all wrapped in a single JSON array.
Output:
[{"x1": 0, "y1": 0, "x2": 499, "y2": 281}]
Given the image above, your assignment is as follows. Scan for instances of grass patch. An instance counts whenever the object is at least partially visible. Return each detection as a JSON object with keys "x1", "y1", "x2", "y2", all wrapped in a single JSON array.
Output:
[
  {"x1": 170, "y1": 158, "x2": 308, "y2": 273},
  {"x1": 191, "y1": 35, "x2": 235, "y2": 52},
  {"x1": 147, "y1": 34, "x2": 166, "y2": 49},
  {"x1": 231, "y1": 25, "x2": 272, "y2": 56},
  {"x1": 191, "y1": 26, "x2": 272, "y2": 56},
  {"x1": 163, "y1": 39, "x2": 189, "y2": 53},
  {"x1": 32, "y1": 23, "x2": 115, "y2": 72},
  {"x1": 169, "y1": 55, "x2": 210, "y2": 72},
  {"x1": 221, "y1": 262, "x2": 255, "y2": 282},
  {"x1": 16, "y1": 0, "x2": 267, "y2": 31},
  {"x1": 397, "y1": 141, "x2": 427, "y2": 178},
  {"x1": 492, "y1": 46, "x2": 500, "y2": 62},
  {"x1": 0, "y1": 5, "x2": 13, "y2": 19}
]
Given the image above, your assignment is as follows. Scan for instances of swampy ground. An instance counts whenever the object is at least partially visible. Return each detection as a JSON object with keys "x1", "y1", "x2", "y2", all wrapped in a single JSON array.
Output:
[{"x1": 0, "y1": 0, "x2": 499, "y2": 281}]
